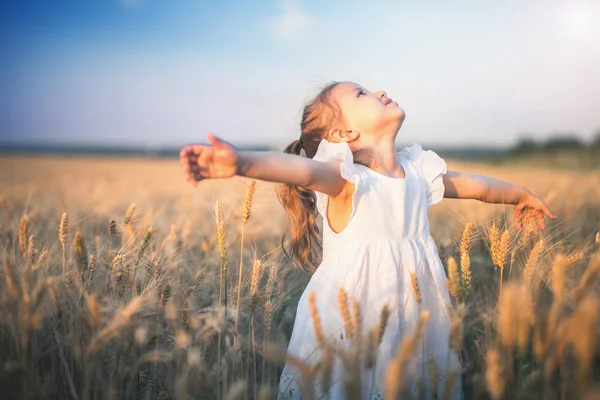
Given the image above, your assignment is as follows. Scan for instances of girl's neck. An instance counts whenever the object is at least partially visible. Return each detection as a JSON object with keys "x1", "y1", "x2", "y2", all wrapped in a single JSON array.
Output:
[{"x1": 361, "y1": 137, "x2": 405, "y2": 179}]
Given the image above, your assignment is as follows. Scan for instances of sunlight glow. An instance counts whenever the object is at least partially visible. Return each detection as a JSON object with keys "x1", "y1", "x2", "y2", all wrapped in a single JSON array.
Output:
[{"x1": 560, "y1": 2, "x2": 597, "y2": 42}]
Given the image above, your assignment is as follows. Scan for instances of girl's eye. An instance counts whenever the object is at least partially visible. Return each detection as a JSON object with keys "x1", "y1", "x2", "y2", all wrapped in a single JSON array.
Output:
[{"x1": 357, "y1": 90, "x2": 364, "y2": 98}]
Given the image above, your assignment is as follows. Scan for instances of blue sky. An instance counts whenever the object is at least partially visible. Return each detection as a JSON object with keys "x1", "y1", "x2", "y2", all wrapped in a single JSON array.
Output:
[{"x1": 1, "y1": 0, "x2": 599, "y2": 148}]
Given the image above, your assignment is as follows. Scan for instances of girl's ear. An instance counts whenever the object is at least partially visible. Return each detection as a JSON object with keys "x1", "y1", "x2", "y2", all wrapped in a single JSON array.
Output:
[{"x1": 328, "y1": 128, "x2": 359, "y2": 143}]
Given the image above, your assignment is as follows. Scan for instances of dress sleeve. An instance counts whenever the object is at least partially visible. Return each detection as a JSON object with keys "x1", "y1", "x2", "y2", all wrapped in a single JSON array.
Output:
[
  {"x1": 401, "y1": 144, "x2": 447, "y2": 206},
  {"x1": 311, "y1": 139, "x2": 360, "y2": 219}
]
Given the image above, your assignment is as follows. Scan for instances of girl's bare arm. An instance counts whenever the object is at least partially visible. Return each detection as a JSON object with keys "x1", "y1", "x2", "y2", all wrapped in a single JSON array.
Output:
[
  {"x1": 443, "y1": 170, "x2": 556, "y2": 232},
  {"x1": 180, "y1": 133, "x2": 348, "y2": 197},
  {"x1": 236, "y1": 151, "x2": 349, "y2": 196},
  {"x1": 443, "y1": 170, "x2": 525, "y2": 204}
]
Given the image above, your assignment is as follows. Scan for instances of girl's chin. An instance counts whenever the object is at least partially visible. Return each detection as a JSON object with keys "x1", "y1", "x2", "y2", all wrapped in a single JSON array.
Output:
[{"x1": 391, "y1": 109, "x2": 406, "y2": 122}]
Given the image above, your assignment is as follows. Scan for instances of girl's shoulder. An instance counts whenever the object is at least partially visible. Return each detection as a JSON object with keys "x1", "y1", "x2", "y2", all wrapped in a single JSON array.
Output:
[
  {"x1": 397, "y1": 143, "x2": 426, "y2": 162},
  {"x1": 397, "y1": 144, "x2": 447, "y2": 204},
  {"x1": 397, "y1": 143, "x2": 445, "y2": 170}
]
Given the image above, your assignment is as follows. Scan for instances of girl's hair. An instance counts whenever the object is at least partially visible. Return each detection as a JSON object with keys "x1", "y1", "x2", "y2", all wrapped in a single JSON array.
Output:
[{"x1": 277, "y1": 82, "x2": 341, "y2": 272}]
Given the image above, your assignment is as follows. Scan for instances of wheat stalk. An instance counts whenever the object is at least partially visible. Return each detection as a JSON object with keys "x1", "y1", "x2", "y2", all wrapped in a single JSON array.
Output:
[
  {"x1": 33, "y1": 250, "x2": 48, "y2": 271},
  {"x1": 499, "y1": 229, "x2": 510, "y2": 278},
  {"x1": 73, "y1": 231, "x2": 88, "y2": 281},
  {"x1": 385, "y1": 311, "x2": 430, "y2": 399},
  {"x1": 124, "y1": 203, "x2": 136, "y2": 246},
  {"x1": 460, "y1": 222, "x2": 474, "y2": 294},
  {"x1": 18, "y1": 215, "x2": 29, "y2": 256},
  {"x1": 523, "y1": 239, "x2": 544, "y2": 291},
  {"x1": 351, "y1": 298, "x2": 363, "y2": 357},
  {"x1": 260, "y1": 344, "x2": 316, "y2": 400},
  {"x1": 410, "y1": 272, "x2": 422, "y2": 305},
  {"x1": 549, "y1": 254, "x2": 568, "y2": 302},
  {"x1": 241, "y1": 180, "x2": 256, "y2": 224},
  {"x1": 485, "y1": 347, "x2": 504, "y2": 400},
  {"x1": 59, "y1": 212, "x2": 68, "y2": 280},
  {"x1": 575, "y1": 255, "x2": 600, "y2": 303},
  {"x1": 497, "y1": 284, "x2": 519, "y2": 349},
  {"x1": 2, "y1": 258, "x2": 21, "y2": 302},
  {"x1": 249, "y1": 259, "x2": 263, "y2": 313},
  {"x1": 214, "y1": 201, "x2": 227, "y2": 393},
  {"x1": 319, "y1": 346, "x2": 334, "y2": 394},
  {"x1": 338, "y1": 287, "x2": 354, "y2": 339},
  {"x1": 88, "y1": 295, "x2": 145, "y2": 354},
  {"x1": 567, "y1": 295, "x2": 599, "y2": 375},
  {"x1": 27, "y1": 234, "x2": 35, "y2": 265},
  {"x1": 449, "y1": 304, "x2": 466, "y2": 354},
  {"x1": 446, "y1": 256, "x2": 462, "y2": 301},
  {"x1": 84, "y1": 254, "x2": 96, "y2": 292},
  {"x1": 375, "y1": 304, "x2": 390, "y2": 346},
  {"x1": 489, "y1": 223, "x2": 501, "y2": 266},
  {"x1": 86, "y1": 294, "x2": 101, "y2": 329},
  {"x1": 265, "y1": 264, "x2": 278, "y2": 302},
  {"x1": 248, "y1": 258, "x2": 263, "y2": 398},
  {"x1": 365, "y1": 304, "x2": 391, "y2": 369},
  {"x1": 308, "y1": 291, "x2": 325, "y2": 348},
  {"x1": 216, "y1": 202, "x2": 228, "y2": 309},
  {"x1": 264, "y1": 300, "x2": 273, "y2": 336},
  {"x1": 235, "y1": 180, "x2": 256, "y2": 333},
  {"x1": 108, "y1": 219, "x2": 117, "y2": 236}
]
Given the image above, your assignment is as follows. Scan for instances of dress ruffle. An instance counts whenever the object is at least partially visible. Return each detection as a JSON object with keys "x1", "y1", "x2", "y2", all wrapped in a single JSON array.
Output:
[
  {"x1": 399, "y1": 144, "x2": 447, "y2": 206},
  {"x1": 312, "y1": 139, "x2": 361, "y2": 222}
]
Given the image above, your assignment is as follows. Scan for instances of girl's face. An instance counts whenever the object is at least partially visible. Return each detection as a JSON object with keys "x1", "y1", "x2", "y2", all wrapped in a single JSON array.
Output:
[{"x1": 332, "y1": 82, "x2": 405, "y2": 140}]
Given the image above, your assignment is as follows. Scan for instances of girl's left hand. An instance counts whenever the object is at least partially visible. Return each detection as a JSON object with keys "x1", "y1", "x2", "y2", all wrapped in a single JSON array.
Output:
[{"x1": 514, "y1": 193, "x2": 556, "y2": 234}]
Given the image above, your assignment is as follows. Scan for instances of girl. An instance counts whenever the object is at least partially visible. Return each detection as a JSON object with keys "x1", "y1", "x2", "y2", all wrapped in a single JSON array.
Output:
[{"x1": 180, "y1": 82, "x2": 555, "y2": 399}]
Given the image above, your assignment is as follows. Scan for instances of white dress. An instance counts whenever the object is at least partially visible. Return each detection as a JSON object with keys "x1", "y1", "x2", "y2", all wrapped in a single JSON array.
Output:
[{"x1": 277, "y1": 139, "x2": 462, "y2": 400}]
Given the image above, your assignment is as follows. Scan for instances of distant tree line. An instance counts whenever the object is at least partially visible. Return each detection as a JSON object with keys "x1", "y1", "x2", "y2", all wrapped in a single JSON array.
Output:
[{"x1": 509, "y1": 130, "x2": 600, "y2": 155}]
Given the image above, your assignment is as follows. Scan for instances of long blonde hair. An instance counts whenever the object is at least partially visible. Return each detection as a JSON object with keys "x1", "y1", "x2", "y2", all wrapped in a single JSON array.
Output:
[{"x1": 277, "y1": 82, "x2": 342, "y2": 272}]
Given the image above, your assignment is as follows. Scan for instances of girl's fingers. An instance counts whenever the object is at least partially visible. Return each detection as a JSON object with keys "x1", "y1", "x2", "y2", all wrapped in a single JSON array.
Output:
[
  {"x1": 542, "y1": 206, "x2": 557, "y2": 220},
  {"x1": 529, "y1": 217, "x2": 539, "y2": 235},
  {"x1": 186, "y1": 174, "x2": 197, "y2": 187},
  {"x1": 538, "y1": 212, "x2": 546, "y2": 230},
  {"x1": 199, "y1": 165, "x2": 212, "y2": 179},
  {"x1": 196, "y1": 157, "x2": 209, "y2": 175},
  {"x1": 514, "y1": 210, "x2": 522, "y2": 231},
  {"x1": 207, "y1": 132, "x2": 220, "y2": 147},
  {"x1": 180, "y1": 147, "x2": 191, "y2": 158},
  {"x1": 191, "y1": 145, "x2": 205, "y2": 157},
  {"x1": 207, "y1": 132, "x2": 231, "y2": 151}
]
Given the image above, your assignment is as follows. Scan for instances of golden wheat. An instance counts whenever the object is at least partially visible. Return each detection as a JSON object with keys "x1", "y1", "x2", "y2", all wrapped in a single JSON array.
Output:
[
  {"x1": 410, "y1": 272, "x2": 422, "y2": 305},
  {"x1": 446, "y1": 256, "x2": 462, "y2": 301},
  {"x1": 385, "y1": 311, "x2": 430, "y2": 399},
  {"x1": 460, "y1": 222, "x2": 474, "y2": 294},
  {"x1": 249, "y1": 259, "x2": 263, "y2": 313},
  {"x1": 2, "y1": 154, "x2": 600, "y2": 398},
  {"x1": 523, "y1": 239, "x2": 544, "y2": 289},
  {"x1": 308, "y1": 291, "x2": 325, "y2": 348},
  {"x1": 485, "y1": 347, "x2": 504, "y2": 400},
  {"x1": 338, "y1": 287, "x2": 353, "y2": 340},
  {"x1": 489, "y1": 223, "x2": 501, "y2": 267},
  {"x1": 18, "y1": 215, "x2": 29, "y2": 255}
]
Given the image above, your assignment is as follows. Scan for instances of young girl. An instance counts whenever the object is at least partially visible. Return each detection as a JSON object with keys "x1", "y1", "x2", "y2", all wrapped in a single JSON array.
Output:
[{"x1": 180, "y1": 82, "x2": 555, "y2": 399}]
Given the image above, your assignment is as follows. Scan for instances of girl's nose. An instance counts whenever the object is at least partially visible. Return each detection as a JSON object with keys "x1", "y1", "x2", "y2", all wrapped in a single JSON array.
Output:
[{"x1": 375, "y1": 91, "x2": 387, "y2": 98}]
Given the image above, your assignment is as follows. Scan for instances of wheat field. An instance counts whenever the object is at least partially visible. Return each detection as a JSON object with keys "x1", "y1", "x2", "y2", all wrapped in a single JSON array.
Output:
[{"x1": 1, "y1": 154, "x2": 599, "y2": 400}]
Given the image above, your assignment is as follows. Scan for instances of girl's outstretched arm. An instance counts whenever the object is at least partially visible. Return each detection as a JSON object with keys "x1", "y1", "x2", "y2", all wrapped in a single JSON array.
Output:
[
  {"x1": 180, "y1": 133, "x2": 348, "y2": 197},
  {"x1": 443, "y1": 170, "x2": 556, "y2": 232}
]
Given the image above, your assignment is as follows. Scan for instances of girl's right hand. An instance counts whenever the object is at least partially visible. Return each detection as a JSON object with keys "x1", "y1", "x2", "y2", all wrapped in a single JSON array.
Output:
[{"x1": 180, "y1": 133, "x2": 239, "y2": 187}]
